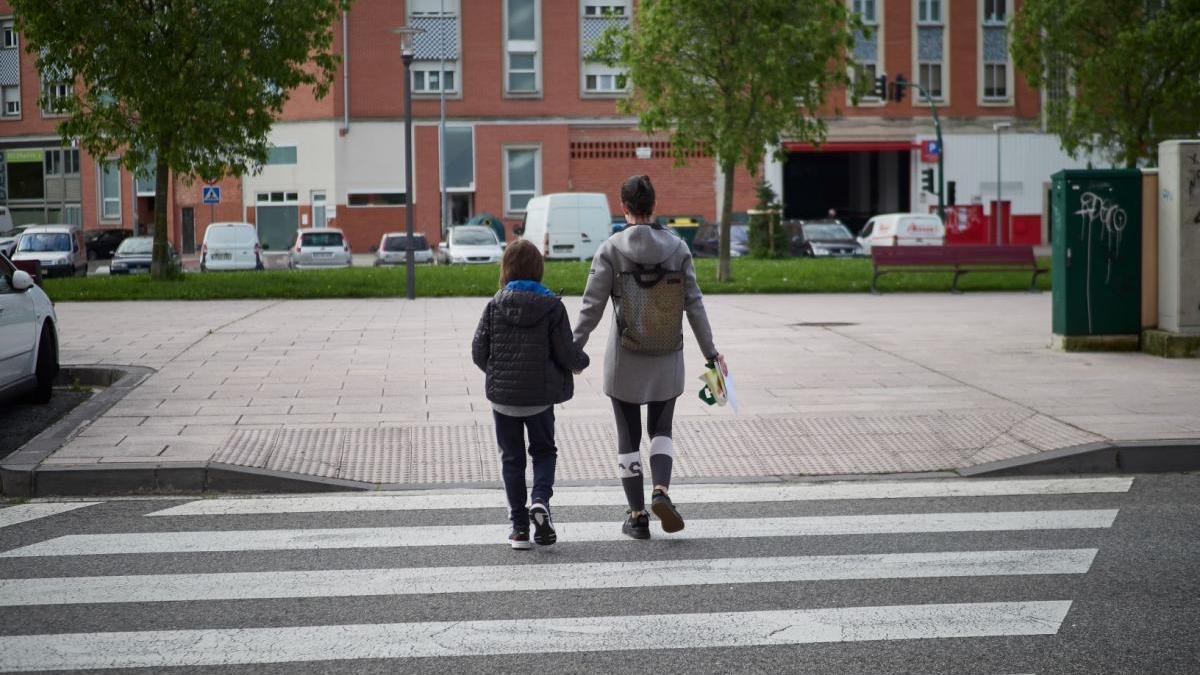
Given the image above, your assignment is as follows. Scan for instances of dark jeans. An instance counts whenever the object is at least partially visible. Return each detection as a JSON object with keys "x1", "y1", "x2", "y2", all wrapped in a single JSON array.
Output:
[{"x1": 493, "y1": 407, "x2": 557, "y2": 528}]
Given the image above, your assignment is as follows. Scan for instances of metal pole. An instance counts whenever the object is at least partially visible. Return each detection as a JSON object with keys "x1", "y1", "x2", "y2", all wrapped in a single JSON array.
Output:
[
  {"x1": 996, "y1": 126, "x2": 1002, "y2": 245},
  {"x1": 912, "y1": 81, "x2": 945, "y2": 221},
  {"x1": 439, "y1": 0, "x2": 448, "y2": 235},
  {"x1": 404, "y1": 52, "x2": 416, "y2": 300}
]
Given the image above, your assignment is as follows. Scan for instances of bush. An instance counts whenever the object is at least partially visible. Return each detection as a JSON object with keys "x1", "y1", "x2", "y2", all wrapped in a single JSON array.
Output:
[{"x1": 748, "y1": 179, "x2": 788, "y2": 258}]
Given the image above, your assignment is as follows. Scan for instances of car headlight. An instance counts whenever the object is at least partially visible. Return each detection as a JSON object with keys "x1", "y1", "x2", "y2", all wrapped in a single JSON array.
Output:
[
  {"x1": 451, "y1": 254, "x2": 466, "y2": 263},
  {"x1": 811, "y1": 247, "x2": 831, "y2": 256},
  {"x1": 57, "y1": 257, "x2": 70, "y2": 265}
]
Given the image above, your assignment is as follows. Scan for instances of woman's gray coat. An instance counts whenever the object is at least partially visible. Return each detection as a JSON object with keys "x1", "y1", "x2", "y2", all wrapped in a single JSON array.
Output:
[{"x1": 573, "y1": 224, "x2": 718, "y2": 404}]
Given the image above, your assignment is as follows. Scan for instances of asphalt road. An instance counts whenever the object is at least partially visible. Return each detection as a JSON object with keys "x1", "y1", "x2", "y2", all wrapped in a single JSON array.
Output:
[
  {"x1": 0, "y1": 389, "x2": 91, "y2": 461},
  {"x1": 0, "y1": 473, "x2": 1196, "y2": 674}
]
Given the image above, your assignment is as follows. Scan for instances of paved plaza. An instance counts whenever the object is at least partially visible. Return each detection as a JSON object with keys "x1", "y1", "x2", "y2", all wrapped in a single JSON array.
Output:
[{"x1": 35, "y1": 293, "x2": 1200, "y2": 487}]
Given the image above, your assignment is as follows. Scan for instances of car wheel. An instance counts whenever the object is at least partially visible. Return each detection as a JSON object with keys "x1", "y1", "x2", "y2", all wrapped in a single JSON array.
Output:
[{"x1": 28, "y1": 325, "x2": 58, "y2": 404}]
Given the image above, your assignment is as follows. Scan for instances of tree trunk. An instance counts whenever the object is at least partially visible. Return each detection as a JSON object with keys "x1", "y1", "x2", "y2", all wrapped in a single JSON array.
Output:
[
  {"x1": 150, "y1": 148, "x2": 171, "y2": 280},
  {"x1": 717, "y1": 157, "x2": 736, "y2": 282}
]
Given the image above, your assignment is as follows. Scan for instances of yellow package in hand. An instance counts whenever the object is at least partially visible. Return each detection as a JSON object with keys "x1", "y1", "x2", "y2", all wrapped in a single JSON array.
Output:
[{"x1": 697, "y1": 361, "x2": 727, "y2": 406}]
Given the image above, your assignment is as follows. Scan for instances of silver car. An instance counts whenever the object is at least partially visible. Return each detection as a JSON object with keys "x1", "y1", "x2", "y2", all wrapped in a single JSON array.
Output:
[
  {"x1": 374, "y1": 232, "x2": 433, "y2": 266},
  {"x1": 290, "y1": 228, "x2": 352, "y2": 270}
]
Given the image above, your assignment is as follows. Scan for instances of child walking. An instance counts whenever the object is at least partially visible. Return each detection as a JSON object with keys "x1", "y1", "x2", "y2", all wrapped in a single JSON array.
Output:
[{"x1": 472, "y1": 239, "x2": 589, "y2": 549}]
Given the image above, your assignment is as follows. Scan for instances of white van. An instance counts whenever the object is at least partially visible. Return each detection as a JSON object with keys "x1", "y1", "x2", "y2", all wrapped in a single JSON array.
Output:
[
  {"x1": 857, "y1": 213, "x2": 946, "y2": 254},
  {"x1": 201, "y1": 222, "x2": 262, "y2": 272},
  {"x1": 12, "y1": 225, "x2": 88, "y2": 278},
  {"x1": 521, "y1": 193, "x2": 612, "y2": 260}
]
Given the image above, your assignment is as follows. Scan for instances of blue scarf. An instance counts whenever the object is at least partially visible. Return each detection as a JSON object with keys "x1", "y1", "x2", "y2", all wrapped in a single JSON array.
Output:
[{"x1": 505, "y1": 280, "x2": 556, "y2": 297}]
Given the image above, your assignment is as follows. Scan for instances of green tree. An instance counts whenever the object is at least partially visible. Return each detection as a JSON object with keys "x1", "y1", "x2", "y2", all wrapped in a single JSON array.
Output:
[
  {"x1": 13, "y1": 0, "x2": 351, "y2": 278},
  {"x1": 594, "y1": 0, "x2": 859, "y2": 281},
  {"x1": 1011, "y1": 0, "x2": 1200, "y2": 168},
  {"x1": 747, "y1": 179, "x2": 786, "y2": 259}
]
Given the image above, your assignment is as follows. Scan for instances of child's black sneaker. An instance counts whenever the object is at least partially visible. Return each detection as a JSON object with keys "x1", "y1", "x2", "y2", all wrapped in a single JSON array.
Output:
[
  {"x1": 509, "y1": 528, "x2": 532, "y2": 550},
  {"x1": 621, "y1": 510, "x2": 650, "y2": 539},
  {"x1": 530, "y1": 503, "x2": 557, "y2": 546},
  {"x1": 650, "y1": 489, "x2": 684, "y2": 533}
]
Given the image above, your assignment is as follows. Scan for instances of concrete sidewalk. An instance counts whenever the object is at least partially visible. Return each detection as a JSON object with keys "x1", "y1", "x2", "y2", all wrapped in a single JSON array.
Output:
[{"x1": 12, "y1": 293, "x2": 1200, "y2": 492}]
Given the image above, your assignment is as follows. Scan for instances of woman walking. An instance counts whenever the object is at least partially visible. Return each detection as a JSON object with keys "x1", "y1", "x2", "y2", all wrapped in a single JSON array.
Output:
[{"x1": 573, "y1": 174, "x2": 727, "y2": 539}]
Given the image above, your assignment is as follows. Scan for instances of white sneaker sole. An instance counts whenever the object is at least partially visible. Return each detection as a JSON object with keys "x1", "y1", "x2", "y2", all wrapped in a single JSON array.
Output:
[{"x1": 510, "y1": 538, "x2": 532, "y2": 550}]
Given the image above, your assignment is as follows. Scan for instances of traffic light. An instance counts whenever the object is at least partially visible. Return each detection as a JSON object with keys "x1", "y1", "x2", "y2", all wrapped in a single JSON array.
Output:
[
  {"x1": 873, "y1": 74, "x2": 888, "y2": 100},
  {"x1": 891, "y1": 74, "x2": 908, "y2": 102},
  {"x1": 947, "y1": 180, "x2": 957, "y2": 206},
  {"x1": 921, "y1": 168, "x2": 936, "y2": 194}
]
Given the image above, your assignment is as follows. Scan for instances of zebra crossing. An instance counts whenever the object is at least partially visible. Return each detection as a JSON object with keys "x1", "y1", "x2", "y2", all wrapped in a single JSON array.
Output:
[{"x1": 0, "y1": 476, "x2": 1133, "y2": 672}]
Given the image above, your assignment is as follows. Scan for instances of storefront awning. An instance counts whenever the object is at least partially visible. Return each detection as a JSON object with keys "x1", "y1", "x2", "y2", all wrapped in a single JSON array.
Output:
[{"x1": 783, "y1": 141, "x2": 919, "y2": 153}]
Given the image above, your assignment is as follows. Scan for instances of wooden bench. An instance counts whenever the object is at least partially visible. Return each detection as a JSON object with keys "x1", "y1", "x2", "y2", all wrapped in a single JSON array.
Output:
[{"x1": 870, "y1": 245, "x2": 1048, "y2": 294}]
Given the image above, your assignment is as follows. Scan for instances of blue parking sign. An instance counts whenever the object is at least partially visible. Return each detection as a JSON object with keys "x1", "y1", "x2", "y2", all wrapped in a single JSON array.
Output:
[{"x1": 202, "y1": 186, "x2": 221, "y2": 204}]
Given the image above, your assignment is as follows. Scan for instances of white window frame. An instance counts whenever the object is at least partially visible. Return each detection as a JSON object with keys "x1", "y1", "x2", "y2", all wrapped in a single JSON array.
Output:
[
  {"x1": 2, "y1": 85, "x2": 19, "y2": 117},
  {"x1": 255, "y1": 191, "x2": 299, "y2": 205},
  {"x1": 582, "y1": 1, "x2": 628, "y2": 17},
  {"x1": 916, "y1": 0, "x2": 941, "y2": 24},
  {"x1": 912, "y1": 0, "x2": 948, "y2": 105},
  {"x1": 582, "y1": 65, "x2": 628, "y2": 95},
  {"x1": 504, "y1": 145, "x2": 540, "y2": 215},
  {"x1": 408, "y1": 0, "x2": 460, "y2": 14},
  {"x1": 580, "y1": 1, "x2": 631, "y2": 97},
  {"x1": 977, "y1": 0, "x2": 1013, "y2": 105},
  {"x1": 311, "y1": 191, "x2": 327, "y2": 228},
  {"x1": 442, "y1": 124, "x2": 476, "y2": 192},
  {"x1": 849, "y1": 0, "x2": 885, "y2": 107},
  {"x1": 41, "y1": 78, "x2": 72, "y2": 116},
  {"x1": 265, "y1": 145, "x2": 298, "y2": 166},
  {"x1": 504, "y1": 0, "x2": 541, "y2": 96},
  {"x1": 411, "y1": 61, "x2": 459, "y2": 94},
  {"x1": 1, "y1": 20, "x2": 16, "y2": 49},
  {"x1": 99, "y1": 159, "x2": 122, "y2": 222}
]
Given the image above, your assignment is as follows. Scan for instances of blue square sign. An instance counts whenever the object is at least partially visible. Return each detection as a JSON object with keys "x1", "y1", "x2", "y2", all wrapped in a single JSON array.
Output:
[{"x1": 202, "y1": 186, "x2": 221, "y2": 204}]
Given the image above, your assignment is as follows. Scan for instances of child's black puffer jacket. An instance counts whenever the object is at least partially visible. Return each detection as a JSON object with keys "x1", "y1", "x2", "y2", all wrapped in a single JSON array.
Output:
[{"x1": 471, "y1": 289, "x2": 589, "y2": 406}]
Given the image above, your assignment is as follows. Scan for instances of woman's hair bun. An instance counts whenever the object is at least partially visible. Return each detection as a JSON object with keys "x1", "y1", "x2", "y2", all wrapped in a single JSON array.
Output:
[{"x1": 620, "y1": 174, "x2": 656, "y2": 218}]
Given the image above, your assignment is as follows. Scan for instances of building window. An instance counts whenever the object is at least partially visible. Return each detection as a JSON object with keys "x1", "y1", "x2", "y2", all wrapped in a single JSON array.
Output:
[
  {"x1": 505, "y1": 0, "x2": 540, "y2": 94},
  {"x1": 41, "y1": 65, "x2": 73, "y2": 115},
  {"x1": 2, "y1": 21, "x2": 16, "y2": 49},
  {"x1": 409, "y1": 0, "x2": 461, "y2": 96},
  {"x1": 981, "y1": 0, "x2": 1009, "y2": 101},
  {"x1": 505, "y1": 146, "x2": 539, "y2": 213},
  {"x1": 581, "y1": 0, "x2": 630, "y2": 95},
  {"x1": 2, "y1": 86, "x2": 18, "y2": 116},
  {"x1": 43, "y1": 149, "x2": 77, "y2": 176},
  {"x1": 412, "y1": 62, "x2": 458, "y2": 94},
  {"x1": 348, "y1": 192, "x2": 407, "y2": 207},
  {"x1": 444, "y1": 126, "x2": 474, "y2": 191},
  {"x1": 851, "y1": 0, "x2": 881, "y2": 103},
  {"x1": 100, "y1": 159, "x2": 121, "y2": 220},
  {"x1": 915, "y1": 0, "x2": 945, "y2": 101},
  {"x1": 266, "y1": 145, "x2": 297, "y2": 165},
  {"x1": 311, "y1": 191, "x2": 327, "y2": 228}
]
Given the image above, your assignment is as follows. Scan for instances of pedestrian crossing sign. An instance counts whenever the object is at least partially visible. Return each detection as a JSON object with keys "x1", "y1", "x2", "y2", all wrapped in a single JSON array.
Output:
[{"x1": 202, "y1": 186, "x2": 221, "y2": 204}]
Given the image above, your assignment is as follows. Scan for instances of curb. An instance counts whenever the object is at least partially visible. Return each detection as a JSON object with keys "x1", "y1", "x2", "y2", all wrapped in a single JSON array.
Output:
[{"x1": 958, "y1": 439, "x2": 1200, "y2": 477}]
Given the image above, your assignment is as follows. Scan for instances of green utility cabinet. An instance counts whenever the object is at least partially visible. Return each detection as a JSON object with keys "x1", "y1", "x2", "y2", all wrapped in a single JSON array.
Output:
[{"x1": 1051, "y1": 169, "x2": 1142, "y2": 337}]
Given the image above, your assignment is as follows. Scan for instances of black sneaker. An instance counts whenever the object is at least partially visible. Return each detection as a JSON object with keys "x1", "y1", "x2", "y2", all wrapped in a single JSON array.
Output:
[
  {"x1": 621, "y1": 510, "x2": 650, "y2": 540},
  {"x1": 530, "y1": 503, "x2": 557, "y2": 546},
  {"x1": 509, "y1": 528, "x2": 532, "y2": 550},
  {"x1": 651, "y1": 489, "x2": 685, "y2": 533}
]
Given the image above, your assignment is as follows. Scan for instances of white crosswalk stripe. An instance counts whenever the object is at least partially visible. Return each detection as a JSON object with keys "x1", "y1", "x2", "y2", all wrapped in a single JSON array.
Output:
[
  {"x1": 0, "y1": 477, "x2": 1132, "y2": 672},
  {"x1": 145, "y1": 476, "x2": 1134, "y2": 516},
  {"x1": 0, "y1": 602, "x2": 1072, "y2": 671},
  {"x1": 0, "y1": 509, "x2": 1118, "y2": 556},
  {"x1": 0, "y1": 503, "x2": 99, "y2": 530}
]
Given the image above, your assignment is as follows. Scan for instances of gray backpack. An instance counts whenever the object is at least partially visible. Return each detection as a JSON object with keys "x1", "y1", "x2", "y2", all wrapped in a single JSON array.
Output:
[{"x1": 613, "y1": 249, "x2": 686, "y2": 355}]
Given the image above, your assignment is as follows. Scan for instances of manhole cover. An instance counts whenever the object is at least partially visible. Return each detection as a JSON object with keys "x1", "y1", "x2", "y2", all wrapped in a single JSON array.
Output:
[{"x1": 789, "y1": 322, "x2": 858, "y2": 327}]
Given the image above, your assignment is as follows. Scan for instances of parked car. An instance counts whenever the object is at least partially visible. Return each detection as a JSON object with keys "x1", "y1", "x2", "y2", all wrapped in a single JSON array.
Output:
[
  {"x1": 84, "y1": 228, "x2": 132, "y2": 261},
  {"x1": 0, "y1": 251, "x2": 59, "y2": 403},
  {"x1": 201, "y1": 222, "x2": 263, "y2": 272},
  {"x1": 857, "y1": 213, "x2": 946, "y2": 254},
  {"x1": 792, "y1": 220, "x2": 864, "y2": 257},
  {"x1": 109, "y1": 236, "x2": 179, "y2": 275},
  {"x1": 11, "y1": 225, "x2": 88, "y2": 278},
  {"x1": 692, "y1": 222, "x2": 750, "y2": 258},
  {"x1": 289, "y1": 228, "x2": 352, "y2": 270},
  {"x1": 520, "y1": 193, "x2": 612, "y2": 260},
  {"x1": 0, "y1": 224, "x2": 32, "y2": 259},
  {"x1": 437, "y1": 225, "x2": 504, "y2": 264},
  {"x1": 611, "y1": 215, "x2": 627, "y2": 235},
  {"x1": 374, "y1": 232, "x2": 433, "y2": 266}
]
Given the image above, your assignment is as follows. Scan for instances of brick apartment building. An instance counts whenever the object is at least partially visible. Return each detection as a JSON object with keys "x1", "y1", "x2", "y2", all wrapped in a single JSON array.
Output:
[{"x1": 0, "y1": 0, "x2": 1096, "y2": 254}]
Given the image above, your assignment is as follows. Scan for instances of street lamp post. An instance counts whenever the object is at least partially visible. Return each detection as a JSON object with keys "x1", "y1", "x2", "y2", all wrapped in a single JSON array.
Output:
[
  {"x1": 993, "y1": 121, "x2": 1012, "y2": 246},
  {"x1": 393, "y1": 26, "x2": 425, "y2": 300}
]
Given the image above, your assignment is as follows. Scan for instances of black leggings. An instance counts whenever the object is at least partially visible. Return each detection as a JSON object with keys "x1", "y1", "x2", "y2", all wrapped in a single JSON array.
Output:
[{"x1": 612, "y1": 397, "x2": 676, "y2": 511}]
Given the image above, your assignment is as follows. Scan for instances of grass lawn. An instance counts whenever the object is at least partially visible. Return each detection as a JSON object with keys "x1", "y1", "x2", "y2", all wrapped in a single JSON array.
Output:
[{"x1": 42, "y1": 257, "x2": 1052, "y2": 302}]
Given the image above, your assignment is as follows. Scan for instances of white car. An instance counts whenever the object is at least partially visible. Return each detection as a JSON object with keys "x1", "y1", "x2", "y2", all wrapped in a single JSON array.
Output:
[
  {"x1": 201, "y1": 222, "x2": 263, "y2": 272},
  {"x1": 374, "y1": 232, "x2": 433, "y2": 266},
  {"x1": 0, "y1": 252, "x2": 59, "y2": 403},
  {"x1": 289, "y1": 228, "x2": 352, "y2": 270},
  {"x1": 437, "y1": 225, "x2": 504, "y2": 264},
  {"x1": 11, "y1": 225, "x2": 88, "y2": 278}
]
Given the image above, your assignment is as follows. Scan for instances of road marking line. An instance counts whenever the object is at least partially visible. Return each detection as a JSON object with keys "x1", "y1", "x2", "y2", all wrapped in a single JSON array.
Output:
[
  {"x1": 0, "y1": 510, "x2": 1119, "y2": 557},
  {"x1": 0, "y1": 503, "x2": 99, "y2": 530},
  {"x1": 0, "y1": 601, "x2": 1072, "y2": 671},
  {"x1": 0, "y1": 548, "x2": 1097, "y2": 606},
  {"x1": 145, "y1": 477, "x2": 1134, "y2": 516}
]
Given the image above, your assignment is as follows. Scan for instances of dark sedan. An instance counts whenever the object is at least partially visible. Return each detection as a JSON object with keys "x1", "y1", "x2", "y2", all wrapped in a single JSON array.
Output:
[
  {"x1": 109, "y1": 236, "x2": 179, "y2": 274},
  {"x1": 85, "y1": 228, "x2": 132, "y2": 260},
  {"x1": 791, "y1": 220, "x2": 864, "y2": 257}
]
